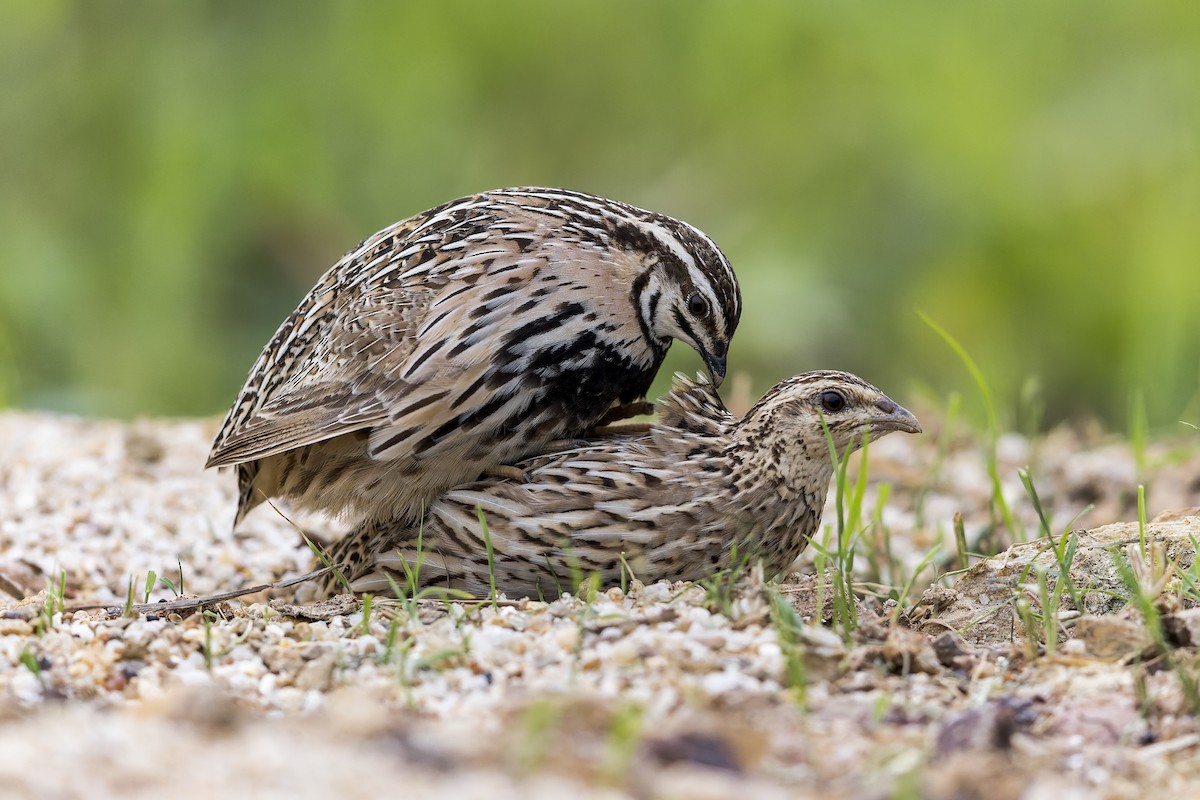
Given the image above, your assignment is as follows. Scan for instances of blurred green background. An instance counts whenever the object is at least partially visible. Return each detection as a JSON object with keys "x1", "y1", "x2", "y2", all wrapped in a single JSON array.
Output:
[{"x1": 1, "y1": 0, "x2": 1197, "y2": 432}]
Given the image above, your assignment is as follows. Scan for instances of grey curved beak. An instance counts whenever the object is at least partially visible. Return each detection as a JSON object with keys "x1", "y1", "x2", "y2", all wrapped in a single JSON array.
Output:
[
  {"x1": 871, "y1": 401, "x2": 922, "y2": 435},
  {"x1": 704, "y1": 352, "x2": 727, "y2": 387}
]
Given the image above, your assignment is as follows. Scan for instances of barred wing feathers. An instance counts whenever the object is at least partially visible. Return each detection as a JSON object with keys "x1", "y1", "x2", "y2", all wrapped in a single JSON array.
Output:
[{"x1": 207, "y1": 237, "x2": 558, "y2": 468}]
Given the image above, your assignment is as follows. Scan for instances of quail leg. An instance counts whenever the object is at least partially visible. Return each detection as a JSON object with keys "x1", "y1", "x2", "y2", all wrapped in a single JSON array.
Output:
[
  {"x1": 595, "y1": 400, "x2": 656, "y2": 426},
  {"x1": 591, "y1": 421, "x2": 653, "y2": 435},
  {"x1": 590, "y1": 400, "x2": 655, "y2": 436},
  {"x1": 483, "y1": 464, "x2": 528, "y2": 482}
]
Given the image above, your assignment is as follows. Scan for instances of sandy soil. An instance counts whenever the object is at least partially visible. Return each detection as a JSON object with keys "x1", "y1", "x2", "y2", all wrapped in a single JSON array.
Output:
[{"x1": 1, "y1": 408, "x2": 1198, "y2": 799}]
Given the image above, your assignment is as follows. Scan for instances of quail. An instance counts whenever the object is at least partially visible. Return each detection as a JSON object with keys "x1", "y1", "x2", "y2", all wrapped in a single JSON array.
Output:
[
  {"x1": 206, "y1": 188, "x2": 741, "y2": 527},
  {"x1": 321, "y1": 370, "x2": 921, "y2": 598}
]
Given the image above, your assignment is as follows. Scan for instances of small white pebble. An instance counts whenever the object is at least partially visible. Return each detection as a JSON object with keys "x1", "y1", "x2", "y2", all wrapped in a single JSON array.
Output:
[
  {"x1": 553, "y1": 622, "x2": 580, "y2": 651},
  {"x1": 1061, "y1": 639, "x2": 1087, "y2": 656},
  {"x1": 606, "y1": 638, "x2": 639, "y2": 667},
  {"x1": 69, "y1": 622, "x2": 96, "y2": 643},
  {"x1": 700, "y1": 668, "x2": 744, "y2": 695},
  {"x1": 9, "y1": 670, "x2": 44, "y2": 705}
]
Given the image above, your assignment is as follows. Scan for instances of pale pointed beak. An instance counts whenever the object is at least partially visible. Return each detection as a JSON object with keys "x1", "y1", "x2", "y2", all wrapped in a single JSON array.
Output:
[{"x1": 871, "y1": 400, "x2": 922, "y2": 435}]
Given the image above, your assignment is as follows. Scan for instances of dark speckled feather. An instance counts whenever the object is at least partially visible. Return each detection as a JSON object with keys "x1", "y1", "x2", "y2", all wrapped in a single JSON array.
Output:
[
  {"x1": 207, "y1": 188, "x2": 741, "y2": 527},
  {"x1": 322, "y1": 370, "x2": 921, "y2": 598}
]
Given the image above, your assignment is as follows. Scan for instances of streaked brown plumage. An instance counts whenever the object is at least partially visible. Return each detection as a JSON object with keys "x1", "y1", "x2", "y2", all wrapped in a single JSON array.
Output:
[
  {"x1": 206, "y1": 188, "x2": 741, "y2": 527},
  {"x1": 321, "y1": 370, "x2": 921, "y2": 599}
]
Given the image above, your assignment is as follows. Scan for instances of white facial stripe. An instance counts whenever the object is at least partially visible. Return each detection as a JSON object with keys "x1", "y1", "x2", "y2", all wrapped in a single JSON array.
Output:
[
  {"x1": 640, "y1": 219, "x2": 737, "y2": 333},
  {"x1": 496, "y1": 190, "x2": 737, "y2": 306},
  {"x1": 679, "y1": 220, "x2": 740, "y2": 321},
  {"x1": 504, "y1": 188, "x2": 738, "y2": 333},
  {"x1": 637, "y1": 219, "x2": 700, "y2": 277}
]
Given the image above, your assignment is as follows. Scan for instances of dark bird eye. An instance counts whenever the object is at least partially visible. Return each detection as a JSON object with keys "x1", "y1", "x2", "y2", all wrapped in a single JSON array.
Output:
[
  {"x1": 820, "y1": 390, "x2": 846, "y2": 413},
  {"x1": 686, "y1": 292, "x2": 710, "y2": 318}
]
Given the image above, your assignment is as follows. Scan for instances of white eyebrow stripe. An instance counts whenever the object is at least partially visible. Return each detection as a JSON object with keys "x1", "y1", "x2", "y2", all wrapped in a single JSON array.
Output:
[
  {"x1": 637, "y1": 219, "x2": 697, "y2": 272},
  {"x1": 642, "y1": 220, "x2": 718, "y2": 295},
  {"x1": 647, "y1": 220, "x2": 732, "y2": 317}
]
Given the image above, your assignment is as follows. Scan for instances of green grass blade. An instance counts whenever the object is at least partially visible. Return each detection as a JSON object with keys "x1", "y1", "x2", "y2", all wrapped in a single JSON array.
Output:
[
  {"x1": 476, "y1": 506, "x2": 499, "y2": 610},
  {"x1": 920, "y1": 311, "x2": 1020, "y2": 541}
]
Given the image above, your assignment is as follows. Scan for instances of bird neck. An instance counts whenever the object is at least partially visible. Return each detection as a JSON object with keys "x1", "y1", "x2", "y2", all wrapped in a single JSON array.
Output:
[{"x1": 723, "y1": 421, "x2": 839, "y2": 576}]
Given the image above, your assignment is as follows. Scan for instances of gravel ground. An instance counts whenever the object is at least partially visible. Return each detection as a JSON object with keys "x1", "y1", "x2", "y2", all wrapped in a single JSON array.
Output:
[{"x1": 1, "y1": 407, "x2": 1199, "y2": 799}]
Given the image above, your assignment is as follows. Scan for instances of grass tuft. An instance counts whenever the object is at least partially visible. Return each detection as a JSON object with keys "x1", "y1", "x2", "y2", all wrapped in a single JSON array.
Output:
[
  {"x1": 202, "y1": 609, "x2": 217, "y2": 669},
  {"x1": 476, "y1": 505, "x2": 499, "y2": 610},
  {"x1": 1017, "y1": 467, "x2": 1088, "y2": 610},
  {"x1": 1111, "y1": 544, "x2": 1200, "y2": 714},
  {"x1": 515, "y1": 698, "x2": 563, "y2": 774},
  {"x1": 264, "y1": 495, "x2": 353, "y2": 595},
  {"x1": 920, "y1": 312, "x2": 1020, "y2": 542},
  {"x1": 618, "y1": 551, "x2": 635, "y2": 594},
  {"x1": 700, "y1": 545, "x2": 752, "y2": 618},
  {"x1": 18, "y1": 646, "x2": 44, "y2": 687},
  {"x1": 37, "y1": 570, "x2": 66, "y2": 636},
  {"x1": 816, "y1": 415, "x2": 872, "y2": 640},
  {"x1": 913, "y1": 391, "x2": 960, "y2": 530},
  {"x1": 158, "y1": 567, "x2": 183, "y2": 598},
  {"x1": 1129, "y1": 387, "x2": 1149, "y2": 478},
  {"x1": 358, "y1": 593, "x2": 374, "y2": 636},
  {"x1": 767, "y1": 586, "x2": 809, "y2": 708},
  {"x1": 953, "y1": 512, "x2": 969, "y2": 571},
  {"x1": 890, "y1": 544, "x2": 943, "y2": 625},
  {"x1": 122, "y1": 575, "x2": 137, "y2": 618},
  {"x1": 601, "y1": 703, "x2": 644, "y2": 784},
  {"x1": 1137, "y1": 484, "x2": 1148, "y2": 560}
]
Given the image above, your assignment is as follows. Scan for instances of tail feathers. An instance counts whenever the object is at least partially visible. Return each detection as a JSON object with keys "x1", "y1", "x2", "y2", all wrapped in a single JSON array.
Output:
[
  {"x1": 655, "y1": 372, "x2": 731, "y2": 435},
  {"x1": 233, "y1": 462, "x2": 265, "y2": 526}
]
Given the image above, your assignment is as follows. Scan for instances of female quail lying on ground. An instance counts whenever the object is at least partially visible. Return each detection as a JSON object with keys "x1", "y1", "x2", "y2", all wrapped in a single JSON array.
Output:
[
  {"x1": 206, "y1": 188, "x2": 741, "y2": 527},
  {"x1": 320, "y1": 370, "x2": 921, "y2": 599}
]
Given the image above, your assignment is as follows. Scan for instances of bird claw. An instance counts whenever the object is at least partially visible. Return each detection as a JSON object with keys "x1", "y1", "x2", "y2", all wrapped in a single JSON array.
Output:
[
  {"x1": 596, "y1": 400, "x2": 655, "y2": 426},
  {"x1": 544, "y1": 437, "x2": 592, "y2": 450},
  {"x1": 484, "y1": 464, "x2": 528, "y2": 482},
  {"x1": 590, "y1": 422, "x2": 653, "y2": 436}
]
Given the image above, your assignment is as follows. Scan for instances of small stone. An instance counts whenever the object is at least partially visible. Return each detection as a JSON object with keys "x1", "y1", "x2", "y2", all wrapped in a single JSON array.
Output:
[
  {"x1": 648, "y1": 732, "x2": 742, "y2": 772},
  {"x1": 933, "y1": 701, "x2": 1017, "y2": 758},
  {"x1": 0, "y1": 618, "x2": 34, "y2": 636},
  {"x1": 294, "y1": 652, "x2": 337, "y2": 692},
  {"x1": 1074, "y1": 615, "x2": 1155, "y2": 661},
  {"x1": 1163, "y1": 607, "x2": 1200, "y2": 647},
  {"x1": 882, "y1": 626, "x2": 941, "y2": 675},
  {"x1": 930, "y1": 630, "x2": 973, "y2": 668}
]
